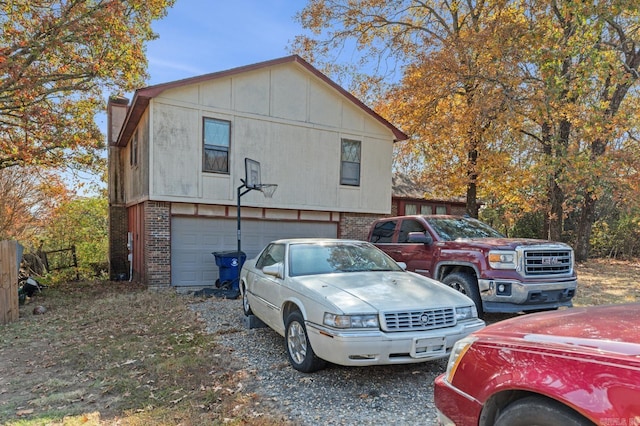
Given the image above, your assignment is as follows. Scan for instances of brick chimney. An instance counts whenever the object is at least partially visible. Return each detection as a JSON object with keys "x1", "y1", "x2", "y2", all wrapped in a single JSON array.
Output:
[
  {"x1": 107, "y1": 95, "x2": 130, "y2": 281},
  {"x1": 107, "y1": 95, "x2": 129, "y2": 145}
]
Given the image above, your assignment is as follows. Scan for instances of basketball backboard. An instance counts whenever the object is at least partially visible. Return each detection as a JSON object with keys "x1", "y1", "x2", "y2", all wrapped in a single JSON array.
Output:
[{"x1": 245, "y1": 158, "x2": 261, "y2": 189}]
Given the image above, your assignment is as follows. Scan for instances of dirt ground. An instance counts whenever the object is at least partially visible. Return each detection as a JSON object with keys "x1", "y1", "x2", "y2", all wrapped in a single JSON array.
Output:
[{"x1": 1, "y1": 260, "x2": 639, "y2": 425}]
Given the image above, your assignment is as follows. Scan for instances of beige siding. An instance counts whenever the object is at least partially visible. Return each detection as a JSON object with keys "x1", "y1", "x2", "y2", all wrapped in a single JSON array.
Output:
[
  {"x1": 146, "y1": 62, "x2": 394, "y2": 214},
  {"x1": 271, "y1": 66, "x2": 308, "y2": 122},
  {"x1": 200, "y1": 78, "x2": 232, "y2": 109},
  {"x1": 151, "y1": 103, "x2": 200, "y2": 198},
  {"x1": 123, "y1": 111, "x2": 150, "y2": 204}
]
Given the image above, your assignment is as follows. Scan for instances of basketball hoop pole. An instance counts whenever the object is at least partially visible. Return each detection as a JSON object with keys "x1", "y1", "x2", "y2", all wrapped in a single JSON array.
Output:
[
  {"x1": 237, "y1": 158, "x2": 277, "y2": 254},
  {"x1": 237, "y1": 179, "x2": 255, "y2": 254}
]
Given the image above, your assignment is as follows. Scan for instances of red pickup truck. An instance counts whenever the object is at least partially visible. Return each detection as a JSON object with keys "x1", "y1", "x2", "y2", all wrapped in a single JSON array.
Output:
[{"x1": 368, "y1": 215, "x2": 577, "y2": 316}]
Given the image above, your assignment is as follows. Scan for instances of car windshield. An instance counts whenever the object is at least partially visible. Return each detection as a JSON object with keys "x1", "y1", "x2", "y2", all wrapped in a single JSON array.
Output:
[
  {"x1": 288, "y1": 242, "x2": 403, "y2": 277},
  {"x1": 425, "y1": 217, "x2": 504, "y2": 241}
]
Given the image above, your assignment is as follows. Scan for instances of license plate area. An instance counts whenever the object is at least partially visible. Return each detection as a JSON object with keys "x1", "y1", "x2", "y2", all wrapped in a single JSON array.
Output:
[{"x1": 411, "y1": 336, "x2": 446, "y2": 358}]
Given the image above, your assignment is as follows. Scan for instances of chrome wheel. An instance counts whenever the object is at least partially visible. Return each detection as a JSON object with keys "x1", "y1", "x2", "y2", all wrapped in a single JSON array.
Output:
[
  {"x1": 284, "y1": 311, "x2": 326, "y2": 372},
  {"x1": 287, "y1": 320, "x2": 307, "y2": 364},
  {"x1": 241, "y1": 284, "x2": 252, "y2": 316}
]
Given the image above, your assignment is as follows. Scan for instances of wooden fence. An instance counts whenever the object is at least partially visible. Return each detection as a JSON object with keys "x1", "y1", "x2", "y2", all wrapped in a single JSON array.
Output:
[{"x1": 0, "y1": 240, "x2": 19, "y2": 325}]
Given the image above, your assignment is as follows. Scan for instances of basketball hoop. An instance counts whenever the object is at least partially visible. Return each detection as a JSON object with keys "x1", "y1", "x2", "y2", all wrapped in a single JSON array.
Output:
[
  {"x1": 238, "y1": 158, "x2": 278, "y2": 253},
  {"x1": 258, "y1": 184, "x2": 277, "y2": 199}
]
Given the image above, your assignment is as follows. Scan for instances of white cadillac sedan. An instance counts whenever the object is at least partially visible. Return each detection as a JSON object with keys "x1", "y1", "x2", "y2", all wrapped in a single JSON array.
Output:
[{"x1": 239, "y1": 239, "x2": 485, "y2": 373}]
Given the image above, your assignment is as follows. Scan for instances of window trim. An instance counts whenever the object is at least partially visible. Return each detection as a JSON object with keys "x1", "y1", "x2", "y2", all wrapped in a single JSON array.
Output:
[
  {"x1": 203, "y1": 117, "x2": 231, "y2": 174},
  {"x1": 340, "y1": 138, "x2": 361, "y2": 186},
  {"x1": 130, "y1": 129, "x2": 138, "y2": 167},
  {"x1": 399, "y1": 201, "x2": 449, "y2": 215}
]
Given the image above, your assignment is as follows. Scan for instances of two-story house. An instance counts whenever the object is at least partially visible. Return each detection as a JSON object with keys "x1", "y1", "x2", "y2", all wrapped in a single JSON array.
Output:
[{"x1": 107, "y1": 55, "x2": 407, "y2": 289}]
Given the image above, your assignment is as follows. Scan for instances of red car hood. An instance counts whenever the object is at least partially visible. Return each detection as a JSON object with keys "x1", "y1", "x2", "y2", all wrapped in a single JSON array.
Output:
[{"x1": 478, "y1": 303, "x2": 640, "y2": 356}]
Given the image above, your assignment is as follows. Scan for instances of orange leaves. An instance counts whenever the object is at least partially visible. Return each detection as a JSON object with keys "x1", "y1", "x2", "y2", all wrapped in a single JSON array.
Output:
[
  {"x1": 295, "y1": 0, "x2": 640, "y2": 238},
  {"x1": 1, "y1": 0, "x2": 175, "y2": 173},
  {"x1": 0, "y1": 167, "x2": 70, "y2": 242}
]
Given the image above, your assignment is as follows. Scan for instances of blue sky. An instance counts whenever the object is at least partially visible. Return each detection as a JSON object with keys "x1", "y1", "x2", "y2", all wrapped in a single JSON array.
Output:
[
  {"x1": 145, "y1": 0, "x2": 309, "y2": 85},
  {"x1": 85, "y1": 1, "x2": 309, "y2": 193}
]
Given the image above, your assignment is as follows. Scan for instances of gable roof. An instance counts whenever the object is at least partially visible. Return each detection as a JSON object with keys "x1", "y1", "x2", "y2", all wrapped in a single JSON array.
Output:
[{"x1": 113, "y1": 55, "x2": 408, "y2": 147}]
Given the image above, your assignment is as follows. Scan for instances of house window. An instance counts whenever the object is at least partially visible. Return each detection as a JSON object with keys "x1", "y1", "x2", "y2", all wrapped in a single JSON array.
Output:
[
  {"x1": 400, "y1": 202, "x2": 449, "y2": 215},
  {"x1": 420, "y1": 205, "x2": 433, "y2": 214},
  {"x1": 130, "y1": 130, "x2": 138, "y2": 167},
  {"x1": 340, "y1": 139, "x2": 361, "y2": 186},
  {"x1": 203, "y1": 117, "x2": 230, "y2": 173}
]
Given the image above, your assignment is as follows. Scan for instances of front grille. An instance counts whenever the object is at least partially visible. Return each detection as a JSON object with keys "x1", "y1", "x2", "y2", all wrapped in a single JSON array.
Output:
[
  {"x1": 524, "y1": 249, "x2": 572, "y2": 276},
  {"x1": 382, "y1": 307, "x2": 455, "y2": 332}
]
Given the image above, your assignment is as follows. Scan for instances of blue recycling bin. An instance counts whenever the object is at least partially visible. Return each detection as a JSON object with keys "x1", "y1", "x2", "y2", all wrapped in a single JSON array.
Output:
[{"x1": 212, "y1": 251, "x2": 246, "y2": 291}]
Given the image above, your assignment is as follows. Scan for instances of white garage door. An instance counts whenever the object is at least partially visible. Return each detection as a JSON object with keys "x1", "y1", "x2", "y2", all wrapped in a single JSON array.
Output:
[{"x1": 171, "y1": 217, "x2": 337, "y2": 287}]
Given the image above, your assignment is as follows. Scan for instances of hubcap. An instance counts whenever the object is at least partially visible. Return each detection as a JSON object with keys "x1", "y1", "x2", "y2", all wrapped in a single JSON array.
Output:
[
  {"x1": 287, "y1": 321, "x2": 307, "y2": 364},
  {"x1": 242, "y1": 290, "x2": 250, "y2": 312}
]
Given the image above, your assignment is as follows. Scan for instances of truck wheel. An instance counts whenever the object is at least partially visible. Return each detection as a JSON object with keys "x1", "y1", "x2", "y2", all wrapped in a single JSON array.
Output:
[
  {"x1": 495, "y1": 396, "x2": 594, "y2": 426},
  {"x1": 442, "y1": 272, "x2": 483, "y2": 317}
]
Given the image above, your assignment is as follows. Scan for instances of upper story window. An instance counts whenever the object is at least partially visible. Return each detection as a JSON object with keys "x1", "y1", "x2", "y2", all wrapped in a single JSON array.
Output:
[
  {"x1": 340, "y1": 139, "x2": 361, "y2": 186},
  {"x1": 130, "y1": 130, "x2": 138, "y2": 167},
  {"x1": 203, "y1": 117, "x2": 230, "y2": 173}
]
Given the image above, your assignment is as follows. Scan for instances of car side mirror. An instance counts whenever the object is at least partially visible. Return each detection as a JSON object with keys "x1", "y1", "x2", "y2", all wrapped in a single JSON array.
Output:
[
  {"x1": 407, "y1": 232, "x2": 433, "y2": 245},
  {"x1": 397, "y1": 261, "x2": 407, "y2": 270},
  {"x1": 263, "y1": 263, "x2": 284, "y2": 279}
]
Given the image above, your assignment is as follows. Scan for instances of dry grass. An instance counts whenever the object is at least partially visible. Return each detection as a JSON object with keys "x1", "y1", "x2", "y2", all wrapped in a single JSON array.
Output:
[
  {"x1": 0, "y1": 281, "x2": 290, "y2": 426},
  {"x1": 573, "y1": 258, "x2": 640, "y2": 306}
]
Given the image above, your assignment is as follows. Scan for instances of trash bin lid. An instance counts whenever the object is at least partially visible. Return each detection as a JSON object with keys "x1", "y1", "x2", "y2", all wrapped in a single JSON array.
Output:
[{"x1": 212, "y1": 250, "x2": 246, "y2": 257}]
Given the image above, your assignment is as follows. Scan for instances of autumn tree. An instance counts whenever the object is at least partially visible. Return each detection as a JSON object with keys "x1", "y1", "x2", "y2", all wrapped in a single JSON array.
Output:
[
  {"x1": 376, "y1": 5, "x2": 532, "y2": 220},
  {"x1": 0, "y1": 0, "x2": 175, "y2": 173},
  {"x1": 294, "y1": 0, "x2": 640, "y2": 260},
  {"x1": 512, "y1": 1, "x2": 640, "y2": 259},
  {"x1": 293, "y1": 0, "x2": 533, "y2": 218},
  {"x1": 0, "y1": 167, "x2": 69, "y2": 242}
]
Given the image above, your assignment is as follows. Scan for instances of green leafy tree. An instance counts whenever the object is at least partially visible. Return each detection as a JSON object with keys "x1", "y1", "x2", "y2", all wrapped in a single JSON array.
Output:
[{"x1": 40, "y1": 196, "x2": 108, "y2": 277}]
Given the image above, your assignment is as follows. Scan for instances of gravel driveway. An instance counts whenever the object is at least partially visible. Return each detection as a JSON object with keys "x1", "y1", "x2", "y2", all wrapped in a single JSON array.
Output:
[{"x1": 189, "y1": 296, "x2": 448, "y2": 425}]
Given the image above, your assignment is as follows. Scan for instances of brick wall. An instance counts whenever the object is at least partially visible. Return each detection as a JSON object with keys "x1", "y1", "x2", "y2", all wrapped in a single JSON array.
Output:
[
  {"x1": 108, "y1": 204, "x2": 129, "y2": 280},
  {"x1": 450, "y1": 205, "x2": 468, "y2": 216},
  {"x1": 340, "y1": 204, "x2": 398, "y2": 241},
  {"x1": 144, "y1": 201, "x2": 171, "y2": 288}
]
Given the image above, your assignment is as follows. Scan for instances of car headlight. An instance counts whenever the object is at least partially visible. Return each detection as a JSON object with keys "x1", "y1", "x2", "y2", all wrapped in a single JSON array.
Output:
[
  {"x1": 444, "y1": 336, "x2": 477, "y2": 383},
  {"x1": 488, "y1": 250, "x2": 517, "y2": 269},
  {"x1": 323, "y1": 313, "x2": 379, "y2": 329},
  {"x1": 455, "y1": 305, "x2": 477, "y2": 321}
]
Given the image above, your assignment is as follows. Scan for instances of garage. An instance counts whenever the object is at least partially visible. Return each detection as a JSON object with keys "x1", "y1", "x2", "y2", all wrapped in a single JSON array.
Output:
[{"x1": 171, "y1": 217, "x2": 337, "y2": 287}]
